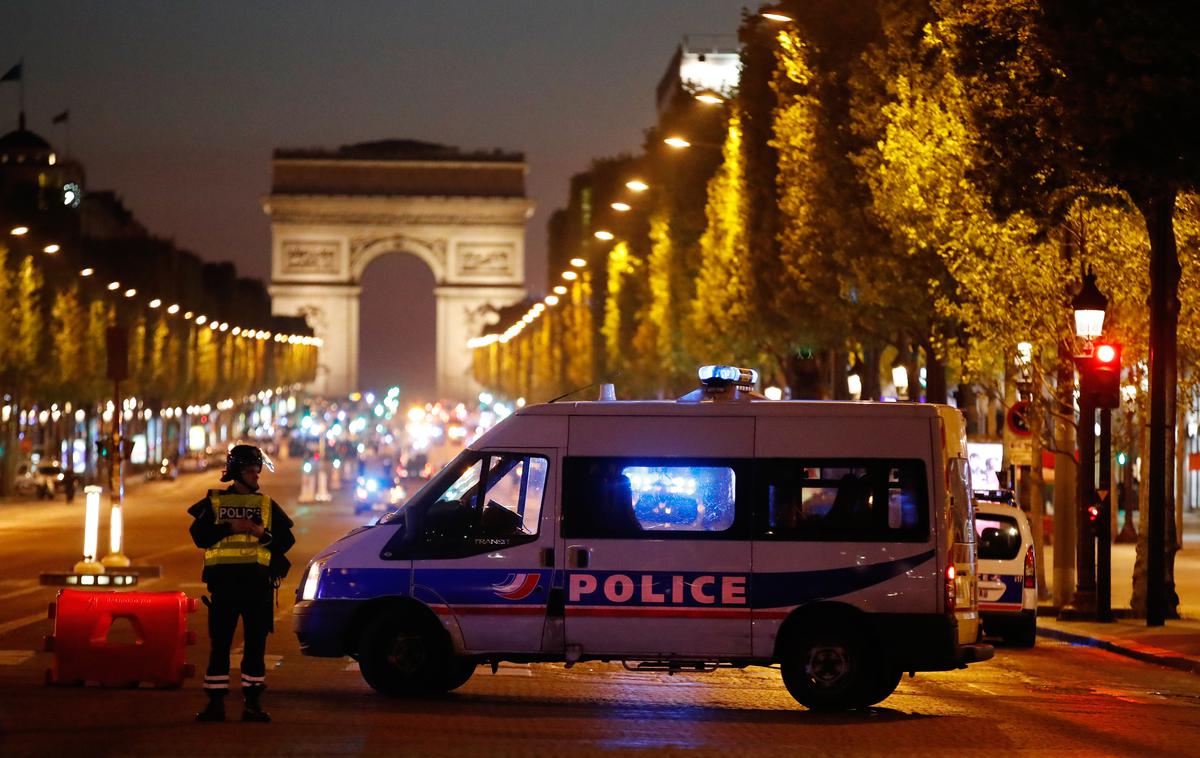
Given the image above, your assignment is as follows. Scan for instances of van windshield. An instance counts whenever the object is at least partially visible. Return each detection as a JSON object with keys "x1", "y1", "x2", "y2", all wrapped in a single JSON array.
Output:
[{"x1": 378, "y1": 448, "x2": 480, "y2": 526}]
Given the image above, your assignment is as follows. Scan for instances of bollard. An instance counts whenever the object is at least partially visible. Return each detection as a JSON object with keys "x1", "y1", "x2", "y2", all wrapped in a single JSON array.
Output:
[
  {"x1": 315, "y1": 467, "x2": 331, "y2": 502},
  {"x1": 73, "y1": 486, "x2": 104, "y2": 575},
  {"x1": 101, "y1": 500, "x2": 131, "y2": 568},
  {"x1": 298, "y1": 461, "x2": 316, "y2": 503}
]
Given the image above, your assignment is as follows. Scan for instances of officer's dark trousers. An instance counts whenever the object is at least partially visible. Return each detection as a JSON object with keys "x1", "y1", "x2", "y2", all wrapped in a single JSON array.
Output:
[{"x1": 203, "y1": 580, "x2": 272, "y2": 694}]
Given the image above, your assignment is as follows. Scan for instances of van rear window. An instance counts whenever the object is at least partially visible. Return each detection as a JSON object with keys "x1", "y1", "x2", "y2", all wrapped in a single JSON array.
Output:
[
  {"x1": 756, "y1": 458, "x2": 929, "y2": 542},
  {"x1": 976, "y1": 515, "x2": 1021, "y2": 560}
]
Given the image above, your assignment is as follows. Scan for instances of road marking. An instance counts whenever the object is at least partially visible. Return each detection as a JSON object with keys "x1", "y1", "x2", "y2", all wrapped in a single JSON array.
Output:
[
  {"x1": 0, "y1": 650, "x2": 34, "y2": 665},
  {"x1": 0, "y1": 583, "x2": 46, "y2": 602},
  {"x1": 139, "y1": 543, "x2": 195, "y2": 562},
  {"x1": 0, "y1": 611, "x2": 50, "y2": 636}
]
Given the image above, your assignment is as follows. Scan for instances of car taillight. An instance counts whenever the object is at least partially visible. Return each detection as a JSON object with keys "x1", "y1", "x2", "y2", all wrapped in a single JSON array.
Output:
[
  {"x1": 945, "y1": 564, "x2": 956, "y2": 614},
  {"x1": 1024, "y1": 545, "x2": 1035, "y2": 589}
]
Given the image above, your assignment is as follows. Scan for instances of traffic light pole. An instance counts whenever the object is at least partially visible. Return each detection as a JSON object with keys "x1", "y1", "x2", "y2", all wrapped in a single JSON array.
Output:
[
  {"x1": 1070, "y1": 393, "x2": 1097, "y2": 616},
  {"x1": 1097, "y1": 407, "x2": 1113, "y2": 622}
]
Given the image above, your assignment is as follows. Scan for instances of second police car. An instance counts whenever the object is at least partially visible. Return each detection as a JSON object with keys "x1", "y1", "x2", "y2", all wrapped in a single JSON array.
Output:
[
  {"x1": 974, "y1": 490, "x2": 1038, "y2": 646},
  {"x1": 295, "y1": 366, "x2": 993, "y2": 711}
]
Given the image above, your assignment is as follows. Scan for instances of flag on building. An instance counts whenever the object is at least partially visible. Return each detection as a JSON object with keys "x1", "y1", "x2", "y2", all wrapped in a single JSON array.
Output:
[
  {"x1": 52, "y1": 110, "x2": 69, "y2": 124},
  {"x1": 0, "y1": 63, "x2": 21, "y2": 82}
]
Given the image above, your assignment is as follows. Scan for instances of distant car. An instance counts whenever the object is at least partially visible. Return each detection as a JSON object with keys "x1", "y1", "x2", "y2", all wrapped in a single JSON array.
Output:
[
  {"x1": 13, "y1": 462, "x2": 41, "y2": 497},
  {"x1": 146, "y1": 457, "x2": 178, "y2": 482},
  {"x1": 205, "y1": 446, "x2": 229, "y2": 468},
  {"x1": 975, "y1": 491, "x2": 1037, "y2": 647},
  {"x1": 178, "y1": 453, "x2": 209, "y2": 473},
  {"x1": 32, "y1": 463, "x2": 68, "y2": 499},
  {"x1": 354, "y1": 471, "x2": 407, "y2": 515}
]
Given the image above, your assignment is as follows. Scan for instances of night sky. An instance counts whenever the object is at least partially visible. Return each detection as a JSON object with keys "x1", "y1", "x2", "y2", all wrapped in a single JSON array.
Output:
[{"x1": 1, "y1": 0, "x2": 741, "y2": 398}]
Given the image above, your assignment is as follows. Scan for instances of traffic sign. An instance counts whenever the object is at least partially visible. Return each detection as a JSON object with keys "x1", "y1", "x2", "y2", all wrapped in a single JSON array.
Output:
[{"x1": 1007, "y1": 401, "x2": 1032, "y2": 437}]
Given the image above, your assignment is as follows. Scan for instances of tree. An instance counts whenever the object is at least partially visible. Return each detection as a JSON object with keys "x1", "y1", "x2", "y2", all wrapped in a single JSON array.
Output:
[{"x1": 944, "y1": 0, "x2": 1200, "y2": 623}]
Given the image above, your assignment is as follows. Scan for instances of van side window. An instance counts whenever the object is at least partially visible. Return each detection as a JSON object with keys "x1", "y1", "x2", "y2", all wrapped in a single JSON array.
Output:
[
  {"x1": 481, "y1": 455, "x2": 548, "y2": 537},
  {"x1": 383, "y1": 451, "x2": 549, "y2": 559},
  {"x1": 947, "y1": 457, "x2": 975, "y2": 544},
  {"x1": 563, "y1": 457, "x2": 743, "y2": 538},
  {"x1": 756, "y1": 458, "x2": 928, "y2": 542}
]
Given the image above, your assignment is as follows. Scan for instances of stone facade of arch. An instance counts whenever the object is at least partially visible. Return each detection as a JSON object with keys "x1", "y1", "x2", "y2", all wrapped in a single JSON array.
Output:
[{"x1": 265, "y1": 150, "x2": 532, "y2": 400}]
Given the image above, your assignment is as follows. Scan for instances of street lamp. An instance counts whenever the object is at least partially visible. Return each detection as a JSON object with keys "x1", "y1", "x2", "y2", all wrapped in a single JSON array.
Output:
[
  {"x1": 611, "y1": 202, "x2": 631, "y2": 212},
  {"x1": 663, "y1": 136, "x2": 692, "y2": 149},
  {"x1": 761, "y1": 10, "x2": 795, "y2": 23},
  {"x1": 694, "y1": 90, "x2": 725, "y2": 105},
  {"x1": 1067, "y1": 270, "x2": 1113, "y2": 621},
  {"x1": 1072, "y1": 269, "x2": 1108, "y2": 343},
  {"x1": 593, "y1": 230, "x2": 614, "y2": 241},
  {"x1": 625, "y1": 179, "x2": 649, "y2": 192}
]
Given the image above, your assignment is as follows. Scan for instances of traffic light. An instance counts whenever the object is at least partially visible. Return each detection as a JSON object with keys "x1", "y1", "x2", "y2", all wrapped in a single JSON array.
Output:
[
  {"x1": 1087, "y1": 503, "x2": 1100, "y2": 524},
  {"x1": 1081, "y1": 341, "x2": 1122, "y2": 408},
  {"x1": 96, "y1": 440, "x2": 110, "y2": 459}
]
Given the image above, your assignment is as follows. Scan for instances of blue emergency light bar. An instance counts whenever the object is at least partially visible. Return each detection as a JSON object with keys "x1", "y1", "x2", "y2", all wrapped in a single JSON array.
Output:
[{"x1": 698, "y1": 365, "x2": 759, "y2": 387}]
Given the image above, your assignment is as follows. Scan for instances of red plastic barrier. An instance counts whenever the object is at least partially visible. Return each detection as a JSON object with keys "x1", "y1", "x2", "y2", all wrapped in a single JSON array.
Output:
[{"x1": 44, "y1": 589, "x2": 198, "y2": 688}]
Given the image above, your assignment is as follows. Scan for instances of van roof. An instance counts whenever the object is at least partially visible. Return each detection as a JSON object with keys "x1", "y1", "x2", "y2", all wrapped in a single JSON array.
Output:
[{"x1": 513, "y1": 399, "x2": 948, "y2": 419}]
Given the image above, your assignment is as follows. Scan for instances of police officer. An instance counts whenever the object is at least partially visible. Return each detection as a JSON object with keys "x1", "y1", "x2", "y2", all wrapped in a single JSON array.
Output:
[{"x1": 188, "y1": 444, "x2": 294, "y2": 723}]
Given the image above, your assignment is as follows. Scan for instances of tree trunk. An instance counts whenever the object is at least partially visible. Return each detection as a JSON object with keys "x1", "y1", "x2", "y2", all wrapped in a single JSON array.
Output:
[
  {"x1": 959, "y1": 382, "x2": 980, "y2": 436},
  {"x1": 923, "y1": 339, "x2": 948, "y2": 405},
  {"x1": 1029, "y1": 363, "x2": 1050, "y2": 600},
  {"x1": 1132, "y1": 418, "x2": 1151, "y2": 616},
  {"x1": 863, "y1": 345, "x2": 882, "y2": 401},
  {"x1": 831, "y1": 348, "x2": 851, "y2": 400},
  {"x1": 1053, "y1": 340, "x2": 1077, "y2": 608},
  {"x1": 1134, "y1": 188, "x2": 1180, "y2": 626}
]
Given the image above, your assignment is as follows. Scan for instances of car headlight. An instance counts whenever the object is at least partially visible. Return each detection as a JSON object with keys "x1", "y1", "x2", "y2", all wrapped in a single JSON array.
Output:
[
  {"x1": 301, "y1": 556, "x2": 333, "y2": 601},
  {"x1": 355, "y1": 487, "x2": 368, "y2": 500}
]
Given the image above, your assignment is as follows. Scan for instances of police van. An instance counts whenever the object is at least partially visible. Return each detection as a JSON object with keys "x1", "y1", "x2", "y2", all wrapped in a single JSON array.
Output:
[{"x1": 295, "y1": 366, "x2": 992, "y2": 710}]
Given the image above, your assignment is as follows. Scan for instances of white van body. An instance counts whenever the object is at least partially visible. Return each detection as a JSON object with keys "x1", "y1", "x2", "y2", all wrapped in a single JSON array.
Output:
[{"x1": 296, "y1": 389, "x2": 992, "y2": 710}]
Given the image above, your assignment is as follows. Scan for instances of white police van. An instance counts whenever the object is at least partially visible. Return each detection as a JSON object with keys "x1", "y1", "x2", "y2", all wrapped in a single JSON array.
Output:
[
  {"x1": 295, "y1": 366, "x2": 992, "y2": 710},
  {"x1": 974, "y1": 490, "x2": 1037, "y2": 646}
]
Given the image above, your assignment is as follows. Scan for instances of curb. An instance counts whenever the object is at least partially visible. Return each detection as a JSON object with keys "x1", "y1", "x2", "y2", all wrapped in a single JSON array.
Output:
[{"x1": 1036, "y1": 625, "x2": 1200, "y2": 675}]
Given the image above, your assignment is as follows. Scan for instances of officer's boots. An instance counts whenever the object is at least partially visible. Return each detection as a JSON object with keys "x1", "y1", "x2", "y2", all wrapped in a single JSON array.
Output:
[
  {"x1": 242, "y1": 686, "x2": 271, "y2": 723},
  {"x1": 195, "y1": 690, "x2": 226, "y2": 722}
]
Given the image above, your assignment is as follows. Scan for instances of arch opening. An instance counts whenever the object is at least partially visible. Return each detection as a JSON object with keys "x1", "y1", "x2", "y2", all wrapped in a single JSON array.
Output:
[{"x1": 358, "y1": 251, "x2": 438, "y2": 400}]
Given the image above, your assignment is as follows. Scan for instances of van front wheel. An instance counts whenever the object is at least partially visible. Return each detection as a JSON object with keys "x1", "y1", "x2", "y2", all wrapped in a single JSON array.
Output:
[
  {"x1": 781, "y1": 627, "x2": 875, "y2": 711},
  {"x1": 358, "y1": 611, "x2": 454, "y2": 697}
]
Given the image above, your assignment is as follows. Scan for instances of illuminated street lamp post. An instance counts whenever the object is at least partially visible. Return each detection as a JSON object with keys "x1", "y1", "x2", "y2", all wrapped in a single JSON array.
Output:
[{"x1": 1066, "y1": 271, "x2": 1107, "y2": 618}]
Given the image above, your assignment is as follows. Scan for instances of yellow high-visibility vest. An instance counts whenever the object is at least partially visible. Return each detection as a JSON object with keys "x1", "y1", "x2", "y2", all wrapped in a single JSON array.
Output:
[{"x1": 204, "y1": 491, "x2": 272, "y2": 568}]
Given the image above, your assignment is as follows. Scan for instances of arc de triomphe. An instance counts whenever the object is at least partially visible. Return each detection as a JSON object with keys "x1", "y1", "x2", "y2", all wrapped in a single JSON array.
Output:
[{"x1": 264, "y1": 140, "x2": 532, "y2": 400}]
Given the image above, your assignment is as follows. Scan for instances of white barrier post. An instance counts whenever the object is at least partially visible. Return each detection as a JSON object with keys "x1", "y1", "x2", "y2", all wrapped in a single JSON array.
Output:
[
  {"x1": 315, "y1": 465, "x2": 331, "y2": 502},
  {"x1": 74, "y1": 486, "x2": 105, "y2": 574},
  {"x1": 101, "y1": 499, "x2": 131, "y2": 568},
  {"x1": 298, "y1": 461, "x2": 316, "y2": 503}
]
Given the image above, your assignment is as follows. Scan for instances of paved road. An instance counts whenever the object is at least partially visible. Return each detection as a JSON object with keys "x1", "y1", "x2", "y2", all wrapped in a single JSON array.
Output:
[{"x1": 1, "y1": 459, "x2": 1198, "y2": 756}]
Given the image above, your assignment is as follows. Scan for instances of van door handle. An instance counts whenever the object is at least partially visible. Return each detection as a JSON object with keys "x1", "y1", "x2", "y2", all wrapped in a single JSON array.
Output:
[
  {"x1": 568, "y1": 546, "x2": 590, "y2": 569},
  {"x1": 540, "y1": 547, "x2": 554, "y2": 567}
]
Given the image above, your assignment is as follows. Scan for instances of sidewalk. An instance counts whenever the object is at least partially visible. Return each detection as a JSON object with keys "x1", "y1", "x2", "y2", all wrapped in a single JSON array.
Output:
[{"x1": 1033, "y1": 508, "x2": 1200, "y2": 675}]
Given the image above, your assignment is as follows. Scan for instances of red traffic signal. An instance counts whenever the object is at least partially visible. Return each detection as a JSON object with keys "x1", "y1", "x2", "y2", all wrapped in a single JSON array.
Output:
[
  {"x1": 1087, "y1": 504, "x2": 1100, "y2": 523},
  {"x1": 1082, "y1": 341, "x2": 1122, "y2": 409},
  {"x1": 1095, "y1": 343, "x2": 1118, "y2": 364}
]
